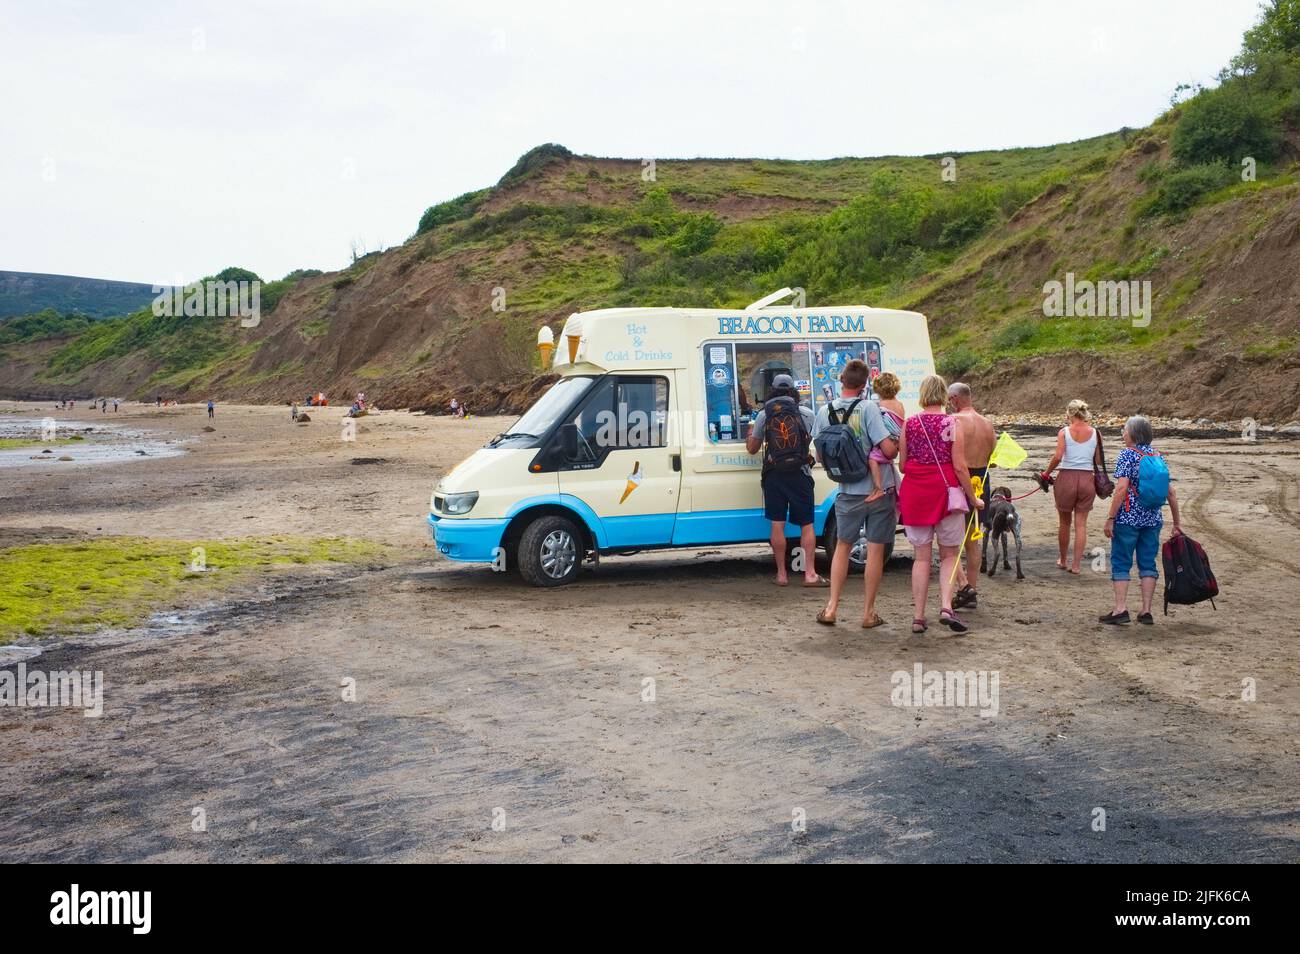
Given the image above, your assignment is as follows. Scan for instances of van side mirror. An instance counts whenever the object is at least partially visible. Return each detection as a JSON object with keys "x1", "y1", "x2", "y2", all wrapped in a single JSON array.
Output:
[{"x1": 559, "y1": 423, "x2": 579, "y2": 459}]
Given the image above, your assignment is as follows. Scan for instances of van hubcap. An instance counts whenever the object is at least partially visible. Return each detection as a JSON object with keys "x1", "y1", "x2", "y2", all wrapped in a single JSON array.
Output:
[{"x1": 540, "y1": 530, "x2": 576, "y2": 578}]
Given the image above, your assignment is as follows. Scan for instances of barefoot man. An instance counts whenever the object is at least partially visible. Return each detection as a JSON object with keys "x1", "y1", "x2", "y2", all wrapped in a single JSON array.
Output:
[{"x1": 948, "y1": 382, "x2": 996, "y2": 610}]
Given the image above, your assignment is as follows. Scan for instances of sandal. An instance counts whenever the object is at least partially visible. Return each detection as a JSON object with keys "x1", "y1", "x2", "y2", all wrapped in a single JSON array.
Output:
[
  {"x1": 802, "y1": 576, "x2": 830, "y2": 588},
  {"x1": 816, "y1": 609, "x2": 837, "y2": 626},
  {"x1": 862, "y1": 612, "x2": 885, "y2": 629},
  {"x1": 953, "y1": 585, "x2": 977, "y2": 609},
  {"x1": 911, "y1": 618, "x2": 927, "y2": 634},
  {"x1": 939, "y1": 609, "x2": 968, "y2": 633}
]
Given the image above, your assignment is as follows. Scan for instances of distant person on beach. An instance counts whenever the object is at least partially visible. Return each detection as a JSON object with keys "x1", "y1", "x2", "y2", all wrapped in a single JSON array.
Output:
[
  {"x1": 291, "y1": 401, "x2": 299, "y2": 421},
  {"x1": 113, "y1": 398, "x2": 119, "y2": 412},
  {"x1": 1042, "y1": 399, "x2": 1101, "y2": 574},
  {"x1": 207, "y1": 400, "x2": 215, "y2": 419}
]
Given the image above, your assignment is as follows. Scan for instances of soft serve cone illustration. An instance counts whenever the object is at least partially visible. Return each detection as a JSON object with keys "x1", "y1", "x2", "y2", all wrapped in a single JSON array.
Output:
[{"x1": 619, "y1": 461, "x2": 643, "y2": 504}]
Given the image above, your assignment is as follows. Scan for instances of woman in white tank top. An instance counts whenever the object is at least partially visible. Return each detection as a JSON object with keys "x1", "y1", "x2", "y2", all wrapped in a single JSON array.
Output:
[{"x1": 1042, "y1": 399, "x2": 1100, "y2": 573}]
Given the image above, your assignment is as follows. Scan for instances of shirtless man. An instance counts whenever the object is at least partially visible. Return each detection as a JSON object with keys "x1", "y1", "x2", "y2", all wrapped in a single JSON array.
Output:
[{"x1": 948, "y1": 382, "x2": 996, "y2": 609}]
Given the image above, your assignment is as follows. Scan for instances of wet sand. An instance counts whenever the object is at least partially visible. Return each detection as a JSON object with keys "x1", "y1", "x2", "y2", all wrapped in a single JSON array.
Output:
[{"x1": 0, "y1": 401, "x2": 1297, "y2": 862}]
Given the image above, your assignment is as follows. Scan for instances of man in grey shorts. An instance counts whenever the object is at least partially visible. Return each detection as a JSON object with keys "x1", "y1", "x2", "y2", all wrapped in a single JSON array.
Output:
[{"x1": 812, "y1": 359, "x2": 900, "y2": 628}]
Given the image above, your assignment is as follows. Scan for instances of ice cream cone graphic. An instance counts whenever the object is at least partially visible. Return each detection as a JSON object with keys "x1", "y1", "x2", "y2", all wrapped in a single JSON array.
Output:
[{"x1": 619, "y1": 461, "x2": 643, "y2": 504}]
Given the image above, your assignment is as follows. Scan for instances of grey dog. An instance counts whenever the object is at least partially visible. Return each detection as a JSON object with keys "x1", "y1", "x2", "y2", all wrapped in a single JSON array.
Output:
[{"x1": 982, "y1": 487, "x2": 1024, "y2": 579}]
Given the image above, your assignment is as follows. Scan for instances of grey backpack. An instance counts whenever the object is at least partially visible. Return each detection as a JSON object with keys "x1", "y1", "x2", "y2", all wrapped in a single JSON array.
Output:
[{"x1": 814, "y1": 399, "x2": 869, "y2": 483}]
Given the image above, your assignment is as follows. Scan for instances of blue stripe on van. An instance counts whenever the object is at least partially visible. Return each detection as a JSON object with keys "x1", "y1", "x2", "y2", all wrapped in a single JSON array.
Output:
[
  {"x1": 432, "y1": 490, "x2": 838, "y2": 558},
  {"x1": 671, "y1": 493, "x2": 836, "y2": 546}
]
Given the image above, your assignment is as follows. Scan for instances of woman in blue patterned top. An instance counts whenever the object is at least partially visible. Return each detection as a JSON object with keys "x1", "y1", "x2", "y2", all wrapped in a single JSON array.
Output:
[{"x1": 1100, "y1": 415, "x2": 1183, "y2": 625}]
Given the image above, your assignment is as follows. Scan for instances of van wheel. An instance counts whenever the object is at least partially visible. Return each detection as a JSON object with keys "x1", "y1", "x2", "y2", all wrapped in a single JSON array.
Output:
[
  {"x1": 822, "y1": 513, "x2": 894, "y2": 568},
  {"x1": 517, "y1": 515, "x2": 583, "y2": 587}
]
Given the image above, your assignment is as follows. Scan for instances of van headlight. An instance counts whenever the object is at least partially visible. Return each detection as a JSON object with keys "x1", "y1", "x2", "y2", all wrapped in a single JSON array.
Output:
[{"x1": 441, "y1": 491, "x2": 479, "y2": 515}]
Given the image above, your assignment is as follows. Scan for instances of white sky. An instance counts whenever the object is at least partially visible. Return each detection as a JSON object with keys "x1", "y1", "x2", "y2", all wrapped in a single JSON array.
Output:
[{"x1": 1, "y1": 0, "x2": 1262, "y2": 285}]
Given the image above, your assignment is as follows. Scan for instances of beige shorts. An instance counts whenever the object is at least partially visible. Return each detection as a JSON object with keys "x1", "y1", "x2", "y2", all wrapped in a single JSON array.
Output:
[
  {"x1": 1054, "y1": 469, "x2": 1096, "y2": 514},
  {"x1": 904, "y1": 510, "x2": 967, "y2": 548}
]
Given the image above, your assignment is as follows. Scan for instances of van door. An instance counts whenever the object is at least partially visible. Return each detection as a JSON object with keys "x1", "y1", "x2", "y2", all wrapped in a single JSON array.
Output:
[{"x1": 557, "y1": 373, "x2": 682, "y2": 548}]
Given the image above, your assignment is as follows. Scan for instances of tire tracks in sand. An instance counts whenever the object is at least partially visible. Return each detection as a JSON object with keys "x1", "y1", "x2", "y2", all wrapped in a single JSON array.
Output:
[
  {"x1": 1181, "y1": 461, "x2": 1300, "y2": 579},
  {"x1": 1259, "y1": 463, "x2": 1300, "y2": 534}
]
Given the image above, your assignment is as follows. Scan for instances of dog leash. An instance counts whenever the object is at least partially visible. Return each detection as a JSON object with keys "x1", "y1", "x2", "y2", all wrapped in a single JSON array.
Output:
[
  {"x1": 1005, "y1": 487, "x2": 1043, "y2": 502},
  {"x1": 945, "y1": 475, "x2": 1039, "y2": 590}
]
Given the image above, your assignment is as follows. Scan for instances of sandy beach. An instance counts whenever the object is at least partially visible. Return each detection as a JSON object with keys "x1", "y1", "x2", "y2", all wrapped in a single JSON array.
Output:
[{"x1": 1, "y1": 400, "x2": 1297, "y2": 861}]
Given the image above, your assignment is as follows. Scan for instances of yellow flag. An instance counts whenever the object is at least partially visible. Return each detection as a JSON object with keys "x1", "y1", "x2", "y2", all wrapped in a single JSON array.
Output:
[{"x1": 989, "y1": 431, "x2": 1028, "y2": 469}]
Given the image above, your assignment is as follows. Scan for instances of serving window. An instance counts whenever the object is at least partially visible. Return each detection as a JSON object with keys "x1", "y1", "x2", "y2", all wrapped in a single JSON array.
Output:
[{"x1": 702, "y1": 338, "x2": 884, "y2": 443}]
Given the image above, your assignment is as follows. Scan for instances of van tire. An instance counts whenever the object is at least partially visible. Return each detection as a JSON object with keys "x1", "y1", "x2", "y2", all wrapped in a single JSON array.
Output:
[{"x1": 517, "y1": 515, "x2": 584, "y2": 587}]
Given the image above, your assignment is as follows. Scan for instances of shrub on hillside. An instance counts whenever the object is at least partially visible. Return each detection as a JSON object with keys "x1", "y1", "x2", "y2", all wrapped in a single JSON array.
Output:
[
  {"x1": 937, "y1": 345, "x2": 977, "y2": 379},
  {"x1": 1171, "y1": 83, "x2": 1283, "y2": 166},
  {"x1": 497, "y1": 143, "x2": 573, "y2": 187},
  {"x1": 1147, "y1": 162, "x2": 1235, "y2": 215},
  {"x1": 213, "y1": 266, "x2": 262, "y2": 285},
  {"x1": 666, "y1": 213, "x2": 723, "y2": 257},
  {"x1": 0, "y1": 308, "x2": 92, "y2": 344},
  {"x1": 1231, "y1": 0, "x2": 1300, "y2": 72},
  {"x1": 992, "y1": 318, "x2": 1037, "y2": 352},
  {"x1": 417, "y1": 189, "x2": 488, "y2": 235}
]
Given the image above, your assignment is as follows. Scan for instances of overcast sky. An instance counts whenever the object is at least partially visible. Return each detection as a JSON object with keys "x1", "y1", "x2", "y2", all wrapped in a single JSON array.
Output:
[{"x1": 1, "y1": 0, "x2": 1263, "y2": 285}]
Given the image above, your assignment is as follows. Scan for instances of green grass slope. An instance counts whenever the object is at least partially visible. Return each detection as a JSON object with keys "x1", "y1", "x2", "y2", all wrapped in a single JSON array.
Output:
[{"x1": 4, "y1": 3, "x2": 1299, "y2": 421}]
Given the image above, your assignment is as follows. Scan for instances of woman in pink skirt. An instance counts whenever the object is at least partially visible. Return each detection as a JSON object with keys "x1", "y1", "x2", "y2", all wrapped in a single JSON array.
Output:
[{"x1": 897, "y1": 374, "x2": 985, "y2": 633}]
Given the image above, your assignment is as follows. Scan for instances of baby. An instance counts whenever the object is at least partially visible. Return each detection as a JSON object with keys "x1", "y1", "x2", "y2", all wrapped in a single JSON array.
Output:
[{"x1": 867, "y1": 372, "x2": 905, "y2": 502}]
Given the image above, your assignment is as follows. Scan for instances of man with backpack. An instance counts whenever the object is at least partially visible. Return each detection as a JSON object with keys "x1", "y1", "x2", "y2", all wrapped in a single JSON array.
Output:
[
  {"x1": 1100, "y1": 414, "x2": 1182, "y2": 625},
  {"x1": 811, "y1": 359, "x2": 900, "y2": 627},
  {"x1": 745, "y1": 374, "x2": 826, "y2": 587}
]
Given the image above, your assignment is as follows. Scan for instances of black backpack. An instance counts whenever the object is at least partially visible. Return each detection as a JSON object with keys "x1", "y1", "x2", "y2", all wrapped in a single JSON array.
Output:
[
  {"x1": 1162, "y1": 531, "x2": 1218, "y2": 615},
  {"x1": 813, "y1": 398, "x2": 869, "y2": 484},
  {"x1": 761, "y1": 396, "x2": 811, "y2": 473}
]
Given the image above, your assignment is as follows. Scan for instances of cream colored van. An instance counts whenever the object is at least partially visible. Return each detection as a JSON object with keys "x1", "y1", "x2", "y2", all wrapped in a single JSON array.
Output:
[{"x1": 427, "y1": 290, "x2": 935, "y2": 585}]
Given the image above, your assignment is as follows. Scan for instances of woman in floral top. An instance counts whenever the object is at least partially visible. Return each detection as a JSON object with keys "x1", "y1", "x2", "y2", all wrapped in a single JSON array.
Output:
[{"x1": 1101, "y1": 415, "x2": 1182, "y2": 625}]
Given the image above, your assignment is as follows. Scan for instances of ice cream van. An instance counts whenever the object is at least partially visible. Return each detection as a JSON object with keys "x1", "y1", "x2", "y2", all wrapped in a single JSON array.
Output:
[{"x1": 427, "y1": 289, "x2": 935, "y2": 585}]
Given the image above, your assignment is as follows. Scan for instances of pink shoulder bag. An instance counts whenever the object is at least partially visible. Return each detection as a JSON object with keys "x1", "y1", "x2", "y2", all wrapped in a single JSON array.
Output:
[{"x1": 920, "y1": 415, "x2": 968, "y2": 514}]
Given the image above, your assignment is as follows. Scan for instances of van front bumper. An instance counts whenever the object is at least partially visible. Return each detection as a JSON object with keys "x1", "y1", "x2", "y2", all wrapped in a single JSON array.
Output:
[{"x1": 427, "y1": 512, "x2": 508, "y2": 563}]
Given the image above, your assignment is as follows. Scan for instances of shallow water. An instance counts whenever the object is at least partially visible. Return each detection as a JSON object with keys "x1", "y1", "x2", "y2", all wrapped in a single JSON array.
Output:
[{"x1": 0, "y1": 418, "x2": 190, "y2": 468}]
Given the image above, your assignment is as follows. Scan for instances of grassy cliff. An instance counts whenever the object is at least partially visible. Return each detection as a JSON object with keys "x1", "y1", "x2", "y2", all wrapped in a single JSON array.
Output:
[{"x1": 4, "y1": 4, "x2": 1298, "y2": 421}]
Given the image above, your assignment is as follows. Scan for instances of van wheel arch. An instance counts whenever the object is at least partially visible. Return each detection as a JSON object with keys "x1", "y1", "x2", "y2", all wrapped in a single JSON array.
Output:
[{"x1": 505, "y1": 506, "x2": 594, "y2": 585}]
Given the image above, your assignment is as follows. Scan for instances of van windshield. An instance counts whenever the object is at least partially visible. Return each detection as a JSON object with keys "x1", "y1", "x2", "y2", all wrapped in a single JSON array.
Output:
[{"x1": 491, "y1": 375, "x2": 594, "y2": 446}]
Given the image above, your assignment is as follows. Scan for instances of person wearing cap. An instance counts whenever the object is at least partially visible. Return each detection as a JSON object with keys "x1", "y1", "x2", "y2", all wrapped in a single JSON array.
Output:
[{"x1": 746, "y1": 373, "x2": 827, "y2": 587}]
